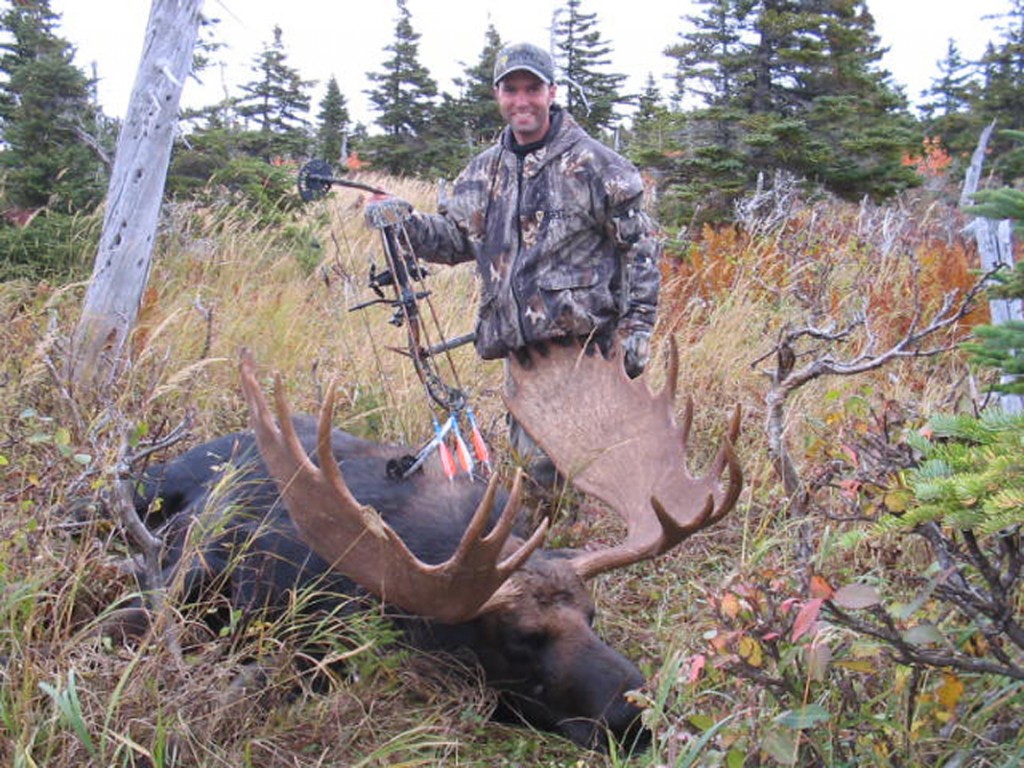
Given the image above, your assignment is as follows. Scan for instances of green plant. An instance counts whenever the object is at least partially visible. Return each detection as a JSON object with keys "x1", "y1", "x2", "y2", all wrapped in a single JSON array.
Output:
[
  {"x1": 894, "y1": 409, "x2": 1024, "y2": 536},
  {"x1": 0, "y1": 210, "x2": 101, "y2": 282},
  {"x1": 39, "y1": 670, "x2": 97, "y2": 760}
]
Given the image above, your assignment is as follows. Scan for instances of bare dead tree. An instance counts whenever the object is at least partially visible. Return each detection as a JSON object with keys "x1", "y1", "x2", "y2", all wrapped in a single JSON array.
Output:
[
  {"x1": 68, "y1": 0, "x2": 203, "y2": 399},
  {"x1": 961, "y1": 119, "x2": 1024, "y2": 413},
  {"x1": 57, "y1": 4, "x2": 204, "y2": 658}
]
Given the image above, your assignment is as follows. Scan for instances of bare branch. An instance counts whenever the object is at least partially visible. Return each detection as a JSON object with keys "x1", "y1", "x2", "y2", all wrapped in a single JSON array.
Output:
[{"x1": 70, "y1": 119, "x2": 112, "y2": 172}]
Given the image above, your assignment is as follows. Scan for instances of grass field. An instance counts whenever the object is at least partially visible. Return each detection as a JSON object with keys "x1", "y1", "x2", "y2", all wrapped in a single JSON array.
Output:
[{"x1": 1, "y1": 172, "x2": 1020, "y2": 766}]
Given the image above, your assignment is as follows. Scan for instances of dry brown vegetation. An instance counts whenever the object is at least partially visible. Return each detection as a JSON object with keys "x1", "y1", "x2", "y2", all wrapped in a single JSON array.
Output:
[{"x1": 1, "y1": 173, "x2": 1019, "y2": 767}]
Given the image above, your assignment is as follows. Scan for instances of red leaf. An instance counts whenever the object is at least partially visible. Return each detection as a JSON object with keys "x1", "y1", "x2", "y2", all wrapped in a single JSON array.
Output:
[
  {"x1": 840, "y1": 443, "x2": 859, "y2": 466},
  {"x1": 791, "y1": 598, "x2": 824, "y2": 643},
  {"x1": 687, "y1": 654, "x2": 706, "y2": 684},
  {"x1": 838, "y1": 478, "x2": 862, "y2": 498},
  {"x1": 809, "y1": 574, "x2": 835, "y2": 600},
  {"x1": 779, "y1": 598, "x2": 800, "y2": 615}
]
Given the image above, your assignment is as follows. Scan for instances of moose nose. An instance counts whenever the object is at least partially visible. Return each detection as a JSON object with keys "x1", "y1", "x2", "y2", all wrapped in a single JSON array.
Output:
[
  {"x1": 599, "y1": 667, "x2": 649, "y2": 752},
  {"x1": 554, "y1": 639, "x2": 649, "y2": 752},
  {"x1": 604, "y1": 690, "x2": 651, "y2": 754}
]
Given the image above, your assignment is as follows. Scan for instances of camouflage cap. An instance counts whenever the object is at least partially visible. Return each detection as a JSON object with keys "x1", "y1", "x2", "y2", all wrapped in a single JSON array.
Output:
[{"x1": 493, "y1": 42, "x2": 555, "y2": 86}]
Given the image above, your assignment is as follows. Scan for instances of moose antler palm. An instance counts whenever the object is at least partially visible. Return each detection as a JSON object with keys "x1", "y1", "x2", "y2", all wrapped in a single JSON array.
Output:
[
  {"x1": 239, "y1": 349, "x2": 548, "y2": 624},
  {"x1": 504, "y1": 340, "x2": 742, "y2": 579}
]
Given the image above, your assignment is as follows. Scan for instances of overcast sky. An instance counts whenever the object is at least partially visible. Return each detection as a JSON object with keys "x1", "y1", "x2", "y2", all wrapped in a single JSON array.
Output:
[{"x1": 48, "y1": 0, "x2": 1012, "y2": 126}]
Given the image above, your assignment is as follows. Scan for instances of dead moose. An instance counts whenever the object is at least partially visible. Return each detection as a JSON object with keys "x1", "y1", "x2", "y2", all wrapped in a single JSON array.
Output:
[{"x1": 110, "y1": 341, "x2": 741, "y2": 752}]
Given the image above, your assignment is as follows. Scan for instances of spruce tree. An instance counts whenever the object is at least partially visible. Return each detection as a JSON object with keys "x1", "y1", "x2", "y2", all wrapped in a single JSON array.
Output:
[
  {"x1": 0, "y1": 0, "x2": 105, "y2": 212},
  {"x1": 235, "y1": 25, "x2": 314, "y2": 161},
  {"x1": 552, "y1": 0, "x2": 628, "y2": 137},
  {"x1": 922, "y1": 40, "x2": 978, "y2": 120},
  {"x1": 417, "y1": 25, "x2": 508, "y2": 178},
  {"x1": 663, "y1": 0, "x2": 917, "y2": 223},
  {"x1": 785, "y1": 0, "x2": 918, "y2": 198},
  {"x1": 364, "y1": 0, "x2": 438, "y2": 175},
  {"x1": 667, "y1": 0, "x2": 751, "y2": 111},
  {"x1": 635, "y1": 74, "x2": 663, "y2": 122},
  {"x1": 315, "y1": 76, "x2": 350, "y2": 166},
  {"x1": 975, "y1": 1, "x2": 1024, "y2": 178},
  {"x1": 627, "y1": 74, "x2": 675, "y2": 163},
  {"x1": 449, "y1": 25, "x2": 506, "y2": 148},
  {"x1": 920, "y1": 39, "x2": 982, "y2": 163},
  {"x1": 964, "y1": 139, "x2": 1024, "y2": 392},
  {"x1": 658, "y1": 0, "x2": 754, "y2": 221}
]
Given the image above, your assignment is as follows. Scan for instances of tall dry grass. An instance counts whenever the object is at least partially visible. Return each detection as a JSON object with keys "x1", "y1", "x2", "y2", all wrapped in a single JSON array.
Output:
[{"x1": 1, "y1": 175, "x2": 1013, "y2": 766}]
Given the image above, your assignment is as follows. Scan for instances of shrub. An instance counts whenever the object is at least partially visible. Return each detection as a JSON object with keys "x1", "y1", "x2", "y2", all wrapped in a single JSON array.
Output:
[{"x1": 0, "y1": 210, "x2": 100, "y2": 282}]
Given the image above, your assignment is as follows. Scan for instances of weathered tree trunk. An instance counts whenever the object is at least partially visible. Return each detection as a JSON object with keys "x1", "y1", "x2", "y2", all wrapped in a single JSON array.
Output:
[
  {"x1": 962, "y1": 120, "x2": 1024, "y2": 413},
  {"x1": 69, "y1": 0, "x2": 203, "y2": 398}
]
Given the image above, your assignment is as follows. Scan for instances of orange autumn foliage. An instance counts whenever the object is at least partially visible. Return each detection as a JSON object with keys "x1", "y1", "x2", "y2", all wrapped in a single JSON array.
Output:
[
  {"x1": 658, "y1": 194, "x2": 985, "y2": 352},
  {"x1": 902, "y1": 136, "x2": 954, "y2": 179}
]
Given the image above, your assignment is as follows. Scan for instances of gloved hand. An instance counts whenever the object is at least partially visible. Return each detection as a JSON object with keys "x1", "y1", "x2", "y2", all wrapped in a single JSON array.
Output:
[
  {"x1": 621, "y1": 330, "x2": 651, "y2": 379},
  {"x1": 364, "y1": 194, "x2": 413, "y2": 230}
]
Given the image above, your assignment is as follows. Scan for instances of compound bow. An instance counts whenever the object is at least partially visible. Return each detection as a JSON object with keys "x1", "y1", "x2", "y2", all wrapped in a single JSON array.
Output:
[{"x1": 297, "y1": 159, "x2": 490, "y2": 479}]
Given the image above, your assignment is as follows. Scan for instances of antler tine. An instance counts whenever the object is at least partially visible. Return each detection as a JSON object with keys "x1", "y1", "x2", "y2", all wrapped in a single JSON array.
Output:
[
  {"x1": 679, "y1": 395, "x2": 694, "y2": 447},
  {"x1": 449, "y1": 468, "x2": 550, "y2": 584},
  {"x1": 239, "y1": 349, "x2": 547, "y2": 624},
  {"x1": 661, "y1": 335, "x2": 681, "y2": 404},
  {"x1": 705, "y1": 405, "x2": 743, "y2": 525},
  {"x1": 646, "y1": 405, "x2": 743, "y2": 553},
  {"x1": 504, "y1": 339, "x2": 743, "y2": 582}
]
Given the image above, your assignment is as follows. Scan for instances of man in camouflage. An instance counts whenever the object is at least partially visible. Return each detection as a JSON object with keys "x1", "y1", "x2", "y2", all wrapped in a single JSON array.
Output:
[
  {"x1": 402, "y1": 41, "x2": 661, "y2": 376},
  {"x1": 370, "y1": 42, "x2": 661, "y2": 482}
]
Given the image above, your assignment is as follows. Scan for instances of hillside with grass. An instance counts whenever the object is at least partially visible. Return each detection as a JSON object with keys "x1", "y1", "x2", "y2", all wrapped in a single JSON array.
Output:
[{"x1": 1, "y1": 167, "x2": 1021, "y2": 767}]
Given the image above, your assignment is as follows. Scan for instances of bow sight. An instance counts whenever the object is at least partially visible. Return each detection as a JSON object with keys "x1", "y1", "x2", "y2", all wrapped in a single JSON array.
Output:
[
  {"x1": 296, "y1": 160, "x2": 489, "y2": 479},
  {"x1": 297, "y1": 158, "x2": 388, "y2": 199}
]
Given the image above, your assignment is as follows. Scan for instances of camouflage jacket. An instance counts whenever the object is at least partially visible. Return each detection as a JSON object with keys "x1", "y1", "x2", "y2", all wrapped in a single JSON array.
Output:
[{"x1": 407, "y1": 106, "x2": 661, "y2": 360}]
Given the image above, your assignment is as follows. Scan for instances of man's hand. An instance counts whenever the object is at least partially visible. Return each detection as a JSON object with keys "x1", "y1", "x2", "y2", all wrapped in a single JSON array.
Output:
[
  {"x1": 364, "y1": 195, "x2": 414, "y2": 230},
  {"x1": 621, "y1": 330, "x2": 650, "y2": 379}
]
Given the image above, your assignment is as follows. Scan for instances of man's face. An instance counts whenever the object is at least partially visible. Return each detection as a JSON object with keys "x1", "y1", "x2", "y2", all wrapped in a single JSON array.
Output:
[{"x1": 494, "y1": 71, "x2": 556, "y2": 145}]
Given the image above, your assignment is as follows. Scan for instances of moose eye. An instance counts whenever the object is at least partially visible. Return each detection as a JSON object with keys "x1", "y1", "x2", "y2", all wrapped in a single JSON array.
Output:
[{"x1": 506, "y1": 629, "x2": 546, "y2": 659}]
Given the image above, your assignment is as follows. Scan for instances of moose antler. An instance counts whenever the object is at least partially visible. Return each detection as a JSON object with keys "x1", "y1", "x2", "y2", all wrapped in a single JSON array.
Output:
[
  {"x1": 504, "y1": 339, "x2": 742, "y2": 579},
  {"x1": 239, "y1": 349, "x2": 548, "y2": 624}
]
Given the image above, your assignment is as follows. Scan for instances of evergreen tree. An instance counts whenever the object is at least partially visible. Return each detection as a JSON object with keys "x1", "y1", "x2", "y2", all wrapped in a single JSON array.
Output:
[
  {"x1": 364, "y1": 0, "x2": 438, "y2": 175},
  {"x1": 662, "y1": 0, "x2": 917, "y2": 223},
  {"x1": 895, "y1": 138, "x2": 1024, "y2": 568},
  {"x1": 552, "y1": 0, "x2": 629, "y2": 136},
  {"x1": 668, "y1": 0, "x2": 752, "y2": 111},
  {"x1": 178, "y1": 13, "x2": 233, "y2": 132},
  {"x1": 964, "y1": 136, "x2": 1024, "y2": 392},
  {"x1": 635, "y1": 74, "x2": 663, "y2": 122},
  {"x1": 967, "y1": 259, "x2": 1024, "y2": 394},
  {"x1": 449, "y1": 25, "x2": 506, "y2": 147},
  {"x1": 974, "y1": 0, "x2": 1024, "y2": 178},
  {"x1": 315, "y1": 76, "x2": 350, "y2": 165},
  {"x1": 627, "y1": 73, "x2": 675, "y2": 162},
  {"x1": 0, "y1": 0, "x2": 105, "y2": 212},
  {"x1": 920, "y1": 39, "x2": 982, "y2": 163},
  {"x1": 660, "y1": 0, "x2": 754, "y2": 221},
  {"x1": 785, "y1": 0, "x2": 918, "y2": 198},
  {"x1": 235, "y1": 25, "x2": 314, "y2": 161},
  {"x1": 745, "y1": 0, "x2": 804, "y2": 114},
  {"x1": 922, "y1": 39, "x2": 977, "y2": 120},
  {"x1": 417, "y1": 25, "x2": 508, "y2": 178}
]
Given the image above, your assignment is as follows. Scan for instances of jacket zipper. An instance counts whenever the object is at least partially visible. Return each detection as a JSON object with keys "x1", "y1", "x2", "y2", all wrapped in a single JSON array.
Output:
[{"x1": 509, "y1": 152, "x2": 528, "y2": 348}]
